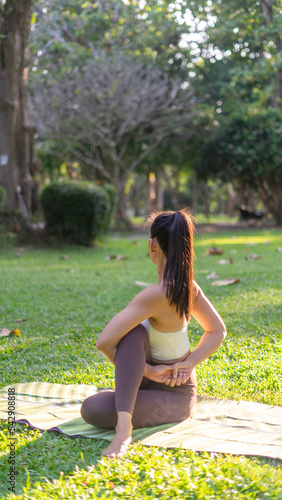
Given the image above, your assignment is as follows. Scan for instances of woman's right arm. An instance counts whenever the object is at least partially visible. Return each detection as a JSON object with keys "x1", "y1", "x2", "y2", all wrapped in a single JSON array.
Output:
[{"x1": 96, "y1": 285, "x2": 160, "y2": 363}]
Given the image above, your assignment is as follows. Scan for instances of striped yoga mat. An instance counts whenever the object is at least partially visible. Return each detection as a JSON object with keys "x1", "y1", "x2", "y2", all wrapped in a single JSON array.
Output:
[{"x1": 1, "y1": 382, "x2": 281, "y2": 460}]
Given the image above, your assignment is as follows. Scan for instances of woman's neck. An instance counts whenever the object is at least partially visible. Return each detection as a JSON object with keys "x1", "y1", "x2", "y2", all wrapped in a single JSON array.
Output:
[{"x1": 157, "y1": 263, "x2": 165, "y2": 284}]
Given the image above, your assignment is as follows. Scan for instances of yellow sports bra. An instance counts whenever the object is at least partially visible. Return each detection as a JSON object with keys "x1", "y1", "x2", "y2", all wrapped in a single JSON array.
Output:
[{"x1": 141, "y1": 318, "x2": 190, "y2": 361}]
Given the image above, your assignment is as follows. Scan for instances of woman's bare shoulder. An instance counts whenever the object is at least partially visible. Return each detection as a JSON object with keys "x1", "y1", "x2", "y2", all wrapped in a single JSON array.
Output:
[{"x1": 130, "y1": 283, "x2": 165, "y2": 306}]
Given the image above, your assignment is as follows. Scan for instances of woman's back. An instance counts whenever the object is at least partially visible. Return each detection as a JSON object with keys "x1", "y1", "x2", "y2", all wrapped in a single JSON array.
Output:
[
  {"x1": 146, "y1": 282, "x2": 194, "y2": 333},
  {"x1": 140, "y1": 281, "x2": 199, "y2": 364}
]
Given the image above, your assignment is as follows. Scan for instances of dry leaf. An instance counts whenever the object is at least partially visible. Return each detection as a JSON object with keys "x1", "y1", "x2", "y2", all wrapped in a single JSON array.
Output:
[
  {"x1": 0, "y1": 327, "x2": 11, "y2": 337},
  {"x1": 116, "y1": 255, "x2": 128, "y2": 261},
  {"x1": 245, "y1": 253, "x2": 261, "y2": 261},
  {"x1": 206, "y1": 272, "x2": 219, "y2": 280},
  {"x1": 106, "y1": 255, "x2": 128, "y2": 261},
  {"x1": 212, "y1": 278, "x2": 241, "y2": 286},
  {"x1": 206, "y1": 247, "x2": 223, "y2": 255},
  {"x1": 11, "y1": 329, "x2": 21, "y2": 337},
  {"x1": 106, "y1": 255, "x2": 117, "y2": 260},
  {"x1": 61, "y1": 255, "x2": 69, "y2": 260},
  {"x1": 277, "y1": 247, "x2": 282, "y2": 252},
  {"x1": 15, "y1": 318, "x2": 27, "y2": 323},
  {"x1": 219, "y1": 258, "x2": 233, "y2": 265},
  {"x1": 0, "y1": 327, "x2": 21, "y2": 338},
  {"x1": 249, "y1": 253, "x2": 260, "y2": 260}
]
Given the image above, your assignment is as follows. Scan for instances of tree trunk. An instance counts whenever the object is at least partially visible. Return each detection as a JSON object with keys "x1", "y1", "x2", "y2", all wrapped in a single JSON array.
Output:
[
  {"x1": 146, "y1": 171, "x2": 163, "y2": 213},
  {"x1": 190, "y1": 179, "x2": 198, "y2": 214},
  {"x1": 115, "y1": 187, "x2": 134, "y2": 231},
  {"x1": 257, "y1": 179, "x2": 282, "y2": 226},
  {"x1": 155, "y1": 170, "x2": 163, "y2": 211},
  {"x1": 226, "y1": 182, "x2": 236, "y2": 216},
  {"x1": 0, "y1": 0, "x2": 34, "y2": 213},
  {"x1": 134, "y1": 174, "x2": 142, "y2": 217}
]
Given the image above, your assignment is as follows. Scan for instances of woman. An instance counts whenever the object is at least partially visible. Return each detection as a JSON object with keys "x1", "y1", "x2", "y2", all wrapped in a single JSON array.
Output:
[{"x1": 81, "y1": 210, "x2": 227, "y2": 458}]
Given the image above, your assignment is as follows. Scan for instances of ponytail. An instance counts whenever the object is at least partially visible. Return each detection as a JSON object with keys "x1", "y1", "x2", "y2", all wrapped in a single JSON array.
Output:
[{"x1": 149, "y1": 209, "x2": 195, "y2": 320}]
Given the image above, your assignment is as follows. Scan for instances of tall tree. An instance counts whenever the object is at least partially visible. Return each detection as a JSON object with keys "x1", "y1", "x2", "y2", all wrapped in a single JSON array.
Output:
[
  {"x1": 183, "y1": 0, "x2": 282, "y2": 224},
  {"x1": 32, "y1": 54, "x2": 195, "y2": 228},
  {"x1": 29, "y1": 0, "x2": 196, "y2": 228},
  {"x1": 0, "y1": 0, "x2": 35, "y2": 213}
]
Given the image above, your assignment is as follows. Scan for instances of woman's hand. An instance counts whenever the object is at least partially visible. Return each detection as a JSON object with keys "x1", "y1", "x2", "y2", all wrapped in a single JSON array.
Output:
[
  {"x1": 164, "y1": 355, "x2": 195, "y2": 387},
  {"x1": 145, "y1": 355, "x2": 195, "y2": 387},
  {"x1": 146, "y1": 364, "x2": 176, "y2": 384}
]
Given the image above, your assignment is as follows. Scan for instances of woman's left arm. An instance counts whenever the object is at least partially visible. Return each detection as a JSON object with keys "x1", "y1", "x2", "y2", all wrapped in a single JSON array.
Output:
[
  {"x1": 95, "y1": 286, "x2": 159, "y2": 364},
  {"x1": 168, "y1": 283, "x2": 227, "y2": 385}
]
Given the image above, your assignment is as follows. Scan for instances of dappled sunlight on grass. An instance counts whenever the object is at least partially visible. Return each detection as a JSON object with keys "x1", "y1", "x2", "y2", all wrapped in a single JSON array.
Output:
[{"x1": 194, "y1": 230, "x2": 282, "y2": 247}]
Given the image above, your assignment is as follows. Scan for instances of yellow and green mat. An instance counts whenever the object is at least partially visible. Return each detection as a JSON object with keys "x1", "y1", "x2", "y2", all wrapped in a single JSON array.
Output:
[{"x1": 1, "y1": 383, "x2": 281, "y2": 460}]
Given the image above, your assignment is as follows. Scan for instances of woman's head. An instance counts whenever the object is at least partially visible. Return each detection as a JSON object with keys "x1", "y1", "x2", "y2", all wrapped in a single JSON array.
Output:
[{"x1": 147, "y1": 210, "x2": 195, "y2": 320}]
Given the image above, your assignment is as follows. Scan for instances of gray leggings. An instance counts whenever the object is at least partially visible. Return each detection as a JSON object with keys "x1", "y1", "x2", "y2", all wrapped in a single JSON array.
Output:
[{"x1": 80, "y1": 325, "x2": 197, "y2": 429}]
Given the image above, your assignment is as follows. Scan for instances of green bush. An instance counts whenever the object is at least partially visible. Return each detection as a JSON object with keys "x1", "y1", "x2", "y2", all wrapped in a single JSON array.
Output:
[
  {"x1": 40, "y1": 182, "x2": 116, "y2": 245},
  {"x1": 0, "y1": 186, "x2": 6, "y2": 209}
]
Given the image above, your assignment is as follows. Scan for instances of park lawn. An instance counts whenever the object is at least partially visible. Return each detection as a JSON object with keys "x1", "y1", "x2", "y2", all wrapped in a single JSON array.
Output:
[{"x1": 0, "y1": 227, "x2": 281, "y2": 499}]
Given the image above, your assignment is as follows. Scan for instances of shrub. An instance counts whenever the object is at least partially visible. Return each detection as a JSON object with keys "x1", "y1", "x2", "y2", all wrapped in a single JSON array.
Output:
[
  {"x1": 40, "y1": 182, "x2": 116, "y2": 245},
  {"x1": 0, "y1": 186, "x2": 6, "y2": 209}
]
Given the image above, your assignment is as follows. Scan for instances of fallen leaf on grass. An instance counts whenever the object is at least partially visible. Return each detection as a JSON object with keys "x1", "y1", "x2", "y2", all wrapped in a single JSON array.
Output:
[
  {"x1": 212, "y1": 278, "x2": 241, "y2": 286},
  {"x1": 244, "y1": 253, "x2": 261, "y2": 261},
  {"x1": 219, "y1": 258, "x2": 233, "y2": 265},
  {"x1": 277, "y1": 247, "x2": 282, "y2": 252},
  {"x1": 106, "y1": 255, "x2": 117, "y2": 260},
  {"x1": 206, "y1": 272, "x2": 219, "y2": 280},
  {"x1": 106, "y1": 255, "x2": 128, "y2": 261},
  {"x1": 15, "y1": 318, "x2": 27, "y2": 323},
  {"x1": 206, "y1": 247, "x2": 223, "y2": 255},
  {"x1": 61, "y1": 255, "x2": 69, "y2": 260},
  {"x1": 0, "y1": 327, "x2": 21, "y2": 338}
]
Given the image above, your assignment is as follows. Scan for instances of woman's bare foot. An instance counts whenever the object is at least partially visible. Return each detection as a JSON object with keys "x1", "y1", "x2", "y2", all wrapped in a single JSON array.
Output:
[
  {"x1": 101, "y1": 433, "x2": 132, "y2": 459},
  {"x1": 101, "y1": 411, "x2": 133, "y2": 459}
]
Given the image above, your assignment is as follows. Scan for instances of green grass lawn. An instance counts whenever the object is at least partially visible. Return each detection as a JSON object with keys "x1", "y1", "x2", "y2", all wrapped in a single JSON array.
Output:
[{"x1": 0, "y1": 227, "x2": 281, "y2": 499}]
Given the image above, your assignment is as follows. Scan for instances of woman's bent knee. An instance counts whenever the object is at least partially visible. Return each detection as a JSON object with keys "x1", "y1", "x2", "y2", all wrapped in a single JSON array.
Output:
[
  {"x1": 80, "y1": 392, "x2": 116, "y2": 428},
  {"x1": 80, "y1": 396, "x2": 95, "y2": 424}
]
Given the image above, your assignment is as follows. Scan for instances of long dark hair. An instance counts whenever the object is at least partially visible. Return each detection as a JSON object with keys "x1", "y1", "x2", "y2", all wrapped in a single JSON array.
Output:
[{"x1": 148, "y1": 209, "x2": 195, "y2": 321}]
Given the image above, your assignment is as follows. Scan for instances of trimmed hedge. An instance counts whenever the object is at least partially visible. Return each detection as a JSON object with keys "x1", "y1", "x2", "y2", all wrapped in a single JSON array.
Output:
[
  {"x1": 41, "y1": 182, "x2": 116, "y2": 245},
  {"x1": 0, "y1": 186, "x2": 6, "y2": 209}
]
